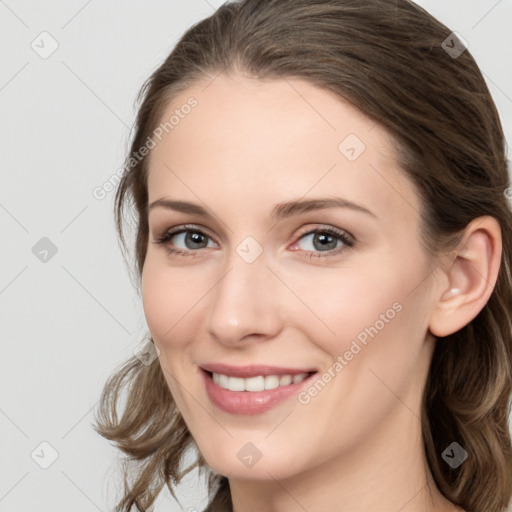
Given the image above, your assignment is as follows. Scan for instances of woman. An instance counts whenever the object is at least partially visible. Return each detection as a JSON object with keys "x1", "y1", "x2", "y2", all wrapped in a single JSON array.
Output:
[{"x1": 93, "y1": 1, "x2": 512, "y2": 511}]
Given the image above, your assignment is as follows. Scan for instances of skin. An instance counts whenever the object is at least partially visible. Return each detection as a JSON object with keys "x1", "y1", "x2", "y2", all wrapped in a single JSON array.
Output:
[{"x1": 141, "y1": 73, "x2": 501, "y2": 512}]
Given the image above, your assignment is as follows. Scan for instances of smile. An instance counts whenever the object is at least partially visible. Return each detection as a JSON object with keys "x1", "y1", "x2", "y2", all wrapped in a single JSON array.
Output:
[
  {"x1": 212, "y1": 371, "x2": 311, "y2": 392},
  {"x1": 201, "y1": 368, "x2": 318, "y2": 415}
]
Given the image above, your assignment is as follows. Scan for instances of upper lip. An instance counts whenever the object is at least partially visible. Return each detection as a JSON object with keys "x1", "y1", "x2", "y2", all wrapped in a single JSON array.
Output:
[{"x1": 200, "y1": 363, "x2": 318, "y2": 378}]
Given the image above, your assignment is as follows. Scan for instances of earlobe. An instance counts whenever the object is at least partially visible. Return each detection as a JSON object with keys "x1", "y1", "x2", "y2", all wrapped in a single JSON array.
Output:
[{"x1": 428, "y1": 216, "x2": 502, "y2": 338}]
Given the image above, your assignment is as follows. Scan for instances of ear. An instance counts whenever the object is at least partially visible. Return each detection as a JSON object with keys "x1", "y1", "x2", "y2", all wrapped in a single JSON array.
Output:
[{"x1": 428, "y1": 216, "x2": 502, "y2": 338}]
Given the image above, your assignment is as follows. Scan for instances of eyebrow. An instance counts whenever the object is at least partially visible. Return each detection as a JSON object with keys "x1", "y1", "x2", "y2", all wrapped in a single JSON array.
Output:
[{"x1": 147, "y1": 197, "x2": 377, "y2": 221}]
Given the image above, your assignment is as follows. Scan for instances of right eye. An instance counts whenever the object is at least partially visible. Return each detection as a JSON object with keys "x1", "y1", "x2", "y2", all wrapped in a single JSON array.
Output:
[{"x1": 152, "y1": 225, "x2": 218, "y2": 257}]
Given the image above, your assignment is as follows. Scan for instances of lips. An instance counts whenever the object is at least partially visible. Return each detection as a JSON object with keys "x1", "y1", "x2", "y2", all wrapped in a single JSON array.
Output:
[{"x1": 201, "y1": 365, "x2": 318, "y2": 415}]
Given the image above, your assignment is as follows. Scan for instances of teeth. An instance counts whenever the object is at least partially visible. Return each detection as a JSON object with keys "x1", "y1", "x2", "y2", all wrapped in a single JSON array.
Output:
[
  {"x1": 218, "y1": 373, "x2": 229, "y2": 389},
  {"x1": 212, "y1": 372, "x2": 310, "y2": 392},
  {"x1": 228, "y1": 376, "x2": 246, "y2": 391},
  {"x1": 279, "y1": 374, "x2": 292, "y2": 386},
  {"x1": 264, "y1": 375, "x2": 280, "y2": 390},
  {"x1": 246, "y1": 375, "x2": 264, "y2": 392}
]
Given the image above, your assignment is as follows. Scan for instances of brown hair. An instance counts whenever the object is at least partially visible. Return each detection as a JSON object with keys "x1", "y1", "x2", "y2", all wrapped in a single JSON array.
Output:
[{"x1": 93, "y1": 1, "x2": 512, "y2": 511}]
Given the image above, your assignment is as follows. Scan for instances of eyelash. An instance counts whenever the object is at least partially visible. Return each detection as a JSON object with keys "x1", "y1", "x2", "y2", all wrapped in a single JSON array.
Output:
[{"x1": 152, "y1": 224, "x2": 355, "y2": 259}]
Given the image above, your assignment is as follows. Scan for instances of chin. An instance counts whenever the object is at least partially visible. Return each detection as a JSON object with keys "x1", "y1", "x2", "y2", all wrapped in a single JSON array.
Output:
[{"x1": 199, "y1": 445, "x2": 301, "y2": 482}]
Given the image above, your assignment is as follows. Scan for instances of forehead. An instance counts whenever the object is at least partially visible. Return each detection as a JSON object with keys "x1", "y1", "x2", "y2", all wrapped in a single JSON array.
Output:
[{"x1": 146, "y1": 73, "x2": 420, "y2": 225}]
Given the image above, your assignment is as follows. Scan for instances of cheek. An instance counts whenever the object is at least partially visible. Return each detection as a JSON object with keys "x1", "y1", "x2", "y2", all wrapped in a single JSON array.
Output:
[
  {"x1": 284, "y1": 262, "x2": 403, "y2": 350},
  {"x1": 141, "y1": 260, "x2": 203, "y2": 408},
  {"x1": 291, "y1": 253, "x2": 429, "y2": 378},
  {"x1": 141, "y1": 259, "x2": 198, "y2": 347}
]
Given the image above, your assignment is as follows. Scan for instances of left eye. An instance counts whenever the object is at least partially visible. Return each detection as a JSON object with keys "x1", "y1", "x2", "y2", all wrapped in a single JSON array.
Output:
[{"x1": 294, "y1": 228, "x2": 354, "y2": 252}]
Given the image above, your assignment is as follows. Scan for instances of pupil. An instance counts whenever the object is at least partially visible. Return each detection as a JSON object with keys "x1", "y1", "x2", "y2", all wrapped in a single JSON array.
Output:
[
  {"x1": 314, "y1": 233, "x2": 336, "y2": 251},
  {"x1": 187, "y1": 232, "x2": 206, "y2": 248}
]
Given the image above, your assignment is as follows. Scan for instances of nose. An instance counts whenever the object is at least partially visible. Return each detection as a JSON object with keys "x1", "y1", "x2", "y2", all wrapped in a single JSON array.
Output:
[{"x1": 205, "y1": 251, "x2": 283, "y2": 347}]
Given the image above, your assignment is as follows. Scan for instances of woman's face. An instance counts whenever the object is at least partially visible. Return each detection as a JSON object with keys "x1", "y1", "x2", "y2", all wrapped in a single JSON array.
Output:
[{"x1": 142, "y1": 73, "x2": 439, "y2": 481}]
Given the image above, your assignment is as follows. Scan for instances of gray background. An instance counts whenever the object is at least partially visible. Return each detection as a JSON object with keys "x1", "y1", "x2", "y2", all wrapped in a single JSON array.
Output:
[{"x1": 1, "y1": 1, "x2": 511, "y2": 511}]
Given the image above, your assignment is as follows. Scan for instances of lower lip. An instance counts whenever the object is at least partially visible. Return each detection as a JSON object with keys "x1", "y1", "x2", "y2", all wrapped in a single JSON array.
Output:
[{"x1": 201, "y1": 369, "x2": 316, "y2": 415}]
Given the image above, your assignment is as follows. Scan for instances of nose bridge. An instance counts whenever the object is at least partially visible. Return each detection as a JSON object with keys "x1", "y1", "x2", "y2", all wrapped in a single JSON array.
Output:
[{"x1": 206, "y1": 244, "x2": 281, "y2": 344}]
